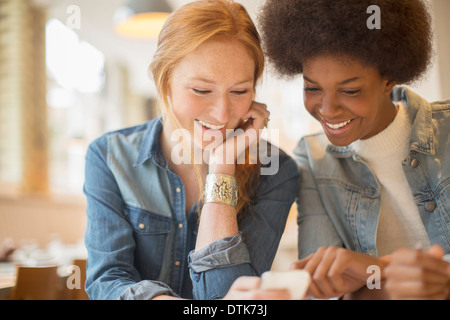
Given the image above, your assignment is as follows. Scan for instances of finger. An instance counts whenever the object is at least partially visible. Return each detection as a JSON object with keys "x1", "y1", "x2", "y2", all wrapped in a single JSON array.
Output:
[
  {"x1": 427, "y1": 244, "x2": 445, "y2": 259},
  {"x1": 226, "y1": 277, "x2": 291, "y2": 300},
  {"x1": 312, "y1": 247, "x2": 343, "y2": 297},
  {"x1": 290, "y1": 254, "x2": 313, "y2": 270},
  {"x1": 384, "y1": 264, "x2": 449, "y2": 285},
  {"x1": 303, "y1": 247, "x2": 328, "y2": 298},
  {"x1": 230, "y1": 276, "x2": 261, "y2": 291},
  {"x1": 241, "y1": 102, "x2": 270, "y2": 131},
  {"x1": 327, "y1": 263, "x2": 350, "y2": 295},
  {"x1": 386, "y1": 278, "x2": 449, "y2": 299},
  {"x1": 252, "y1": 289, "x2": 291, "y2": 300},
  {"x1": 389, "y1": 249, "x2": 450, "y2": 278}
]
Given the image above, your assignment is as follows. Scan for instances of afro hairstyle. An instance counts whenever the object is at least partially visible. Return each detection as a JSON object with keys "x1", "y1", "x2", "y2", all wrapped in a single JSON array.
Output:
[{"x1": 259, "y1": 0, "x2": 433, "y2": 84}]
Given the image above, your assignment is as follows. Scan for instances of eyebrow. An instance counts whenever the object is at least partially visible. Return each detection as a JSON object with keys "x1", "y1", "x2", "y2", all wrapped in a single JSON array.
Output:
[
  {"x1": 191, "y1": 77, "x2": 254, "y2": 86},
  {"x1": 303, "y1": 75, "x2": 361, "y2": 85}
]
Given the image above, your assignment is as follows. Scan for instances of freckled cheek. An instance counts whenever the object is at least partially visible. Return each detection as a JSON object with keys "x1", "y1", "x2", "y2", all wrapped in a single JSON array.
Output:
[
  {"x1": 230, "y1": 97, "x2": 254, "y2": 127},
  {"x1": 236, "y1": 97, "x2": 253, "y2": 115},
  {"x1": 172, "y1": 95, "x2": 207, "y2": 120}
]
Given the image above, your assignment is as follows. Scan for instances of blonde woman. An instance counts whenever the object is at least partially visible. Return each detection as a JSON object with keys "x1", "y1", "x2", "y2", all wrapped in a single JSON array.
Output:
[{"x1": 84, "y1": 0, "x2": 298, "y2": 300}]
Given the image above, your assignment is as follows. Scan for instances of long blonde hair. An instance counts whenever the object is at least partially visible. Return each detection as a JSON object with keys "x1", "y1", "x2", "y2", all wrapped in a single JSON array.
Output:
[{"x1": 149, "y1": 0, "x2": 264, "y2": 216}]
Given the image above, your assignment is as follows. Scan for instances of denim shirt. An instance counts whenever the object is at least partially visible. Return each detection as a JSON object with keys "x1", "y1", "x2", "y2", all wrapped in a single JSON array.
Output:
[
  {"x1": 84, "y1": 117, "x2": 299, "y2": 300},
  {"x1": 294, "y1": 87, "x2": 450, "y2": 258}
]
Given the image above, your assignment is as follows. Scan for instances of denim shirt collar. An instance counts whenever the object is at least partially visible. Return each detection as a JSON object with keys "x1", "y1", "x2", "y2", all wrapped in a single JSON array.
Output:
[
  {"x1": 134, "y1": 116, "x2": 167, "y2": 167},
  {"x1": 326, "y1": 86, "x2": 435, "y2": 158}
]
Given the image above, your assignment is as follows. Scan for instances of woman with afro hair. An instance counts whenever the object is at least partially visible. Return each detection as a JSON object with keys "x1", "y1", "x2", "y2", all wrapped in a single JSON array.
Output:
[{"x1": 260, "y1": 0, "x2": 450, "y2": 299}]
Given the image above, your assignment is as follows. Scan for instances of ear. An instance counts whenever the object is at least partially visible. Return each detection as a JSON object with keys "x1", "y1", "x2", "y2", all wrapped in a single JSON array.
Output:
[{"x1": 384, "y1": 79, "x2": 397, "y2": 95}]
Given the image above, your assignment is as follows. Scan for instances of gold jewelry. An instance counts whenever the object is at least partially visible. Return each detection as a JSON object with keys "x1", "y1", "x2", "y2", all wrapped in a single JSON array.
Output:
[
  {"x1": 264, "y1": 118, "x2": 270, "y2": 128},
  {"x1": 204, "y1": 174, "x2": 238, "y2": 208}
]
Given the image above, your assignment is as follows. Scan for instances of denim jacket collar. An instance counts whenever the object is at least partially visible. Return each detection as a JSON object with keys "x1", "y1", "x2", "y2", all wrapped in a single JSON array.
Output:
[
  {"x1": 326, "y1": 87, "x2": 435, "y2": 158},
  {"x1": 134, "y1": 116, "x2": 166, "y2": 167}
]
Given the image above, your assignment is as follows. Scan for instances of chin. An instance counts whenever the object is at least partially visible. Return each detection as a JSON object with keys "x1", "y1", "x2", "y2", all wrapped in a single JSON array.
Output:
[
  {"x1": 193, "y1": 138, "x2": 224, "y2": 152},
  {"x1": 326, "y1": 135, "x2": 354, "y2": 147}
]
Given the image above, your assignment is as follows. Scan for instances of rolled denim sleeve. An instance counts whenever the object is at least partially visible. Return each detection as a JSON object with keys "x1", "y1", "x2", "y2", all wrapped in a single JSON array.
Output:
[
  {"x1": 188, "y1": 234, "x2": 254, "y2": 300},
  {"x1": 189, "y1": 233, "x2": 250, "y2": 273},
  {"x1": 118, "y1": 281, "x2": 179, "y2": 300},
  {"x1": 189, "y1": 152, "x2": 300, "y2": 300}
]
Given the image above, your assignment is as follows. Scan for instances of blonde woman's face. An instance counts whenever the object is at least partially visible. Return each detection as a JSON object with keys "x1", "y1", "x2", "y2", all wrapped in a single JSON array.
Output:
[{"x1": 168, "y1": 38, "x2": 255, "y2": 150}]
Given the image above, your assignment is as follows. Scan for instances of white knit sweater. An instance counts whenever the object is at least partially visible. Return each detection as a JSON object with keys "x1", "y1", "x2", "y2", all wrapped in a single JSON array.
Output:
[{"x1": 350, "y1": 103, "x2": 430, "y2": 256}]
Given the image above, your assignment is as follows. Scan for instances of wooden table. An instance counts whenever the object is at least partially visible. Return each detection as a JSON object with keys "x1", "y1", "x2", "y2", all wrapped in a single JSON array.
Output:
[
  {"x1": 0, "y1": 262, "x2": 15, "y2": 299},
  {"x1": 0, "y1": 262, "x2": 82, "y2": 300}
]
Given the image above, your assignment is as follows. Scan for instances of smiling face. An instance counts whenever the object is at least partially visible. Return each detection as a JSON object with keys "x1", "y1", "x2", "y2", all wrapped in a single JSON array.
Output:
[
  {"x1": 303, "y1": 54, "x2": 397, "y2": 146},
  {"x1": 167, "y1": 38, "x2": 255, "y2": 150}
]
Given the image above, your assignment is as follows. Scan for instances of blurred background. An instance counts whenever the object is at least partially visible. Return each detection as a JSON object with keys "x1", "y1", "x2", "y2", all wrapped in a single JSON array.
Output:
[{"x1": 0, "y1": 0, "x2": 449, "y2": 280}]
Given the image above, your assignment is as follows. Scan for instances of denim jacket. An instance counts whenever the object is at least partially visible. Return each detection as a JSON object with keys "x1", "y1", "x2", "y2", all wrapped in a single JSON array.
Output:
[
  {"x1": 294, "y1": 87, "x2": 450, "y2": 258},
  {"x1": 84, "y1": 117, "x2": 299, "y2": 300}
]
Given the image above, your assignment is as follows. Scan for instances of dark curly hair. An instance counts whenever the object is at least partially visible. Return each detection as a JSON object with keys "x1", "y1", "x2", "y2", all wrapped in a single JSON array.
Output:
[{"x1": 259, "y1": 0, "x2": 433, "y2": 84}]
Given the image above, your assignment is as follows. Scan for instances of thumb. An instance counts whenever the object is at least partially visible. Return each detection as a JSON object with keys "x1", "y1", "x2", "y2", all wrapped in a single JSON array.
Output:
[{"x1": 427, "y1": 244, "x2": 445, "y2": 259}]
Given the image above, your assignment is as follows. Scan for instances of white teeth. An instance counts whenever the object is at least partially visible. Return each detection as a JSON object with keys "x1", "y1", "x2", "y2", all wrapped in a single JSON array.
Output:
[
  {"x1": 198, "y1": 120, "x2": 226, "y2": 130},
  {"x1": 325, "y1": 120, "x2": 351, "y2": 130}
]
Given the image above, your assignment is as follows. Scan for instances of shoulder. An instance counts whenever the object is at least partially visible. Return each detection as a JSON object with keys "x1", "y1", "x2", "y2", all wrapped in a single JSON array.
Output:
[
  {"x1": 258, "y1": 140, "x2": 299, "y2": 179},
  {"x1": 86, "y1": 118, "x2": 160, "y2": 160},
  {"x1": 429, "y1": 98, "x2": 450, "y2": 142},
  {"x1": 293, "y1": 132, "x2": 330, "y2": 161},
  {"x1": 430, "y1": 98, "x2": 450, "y2": 117}
]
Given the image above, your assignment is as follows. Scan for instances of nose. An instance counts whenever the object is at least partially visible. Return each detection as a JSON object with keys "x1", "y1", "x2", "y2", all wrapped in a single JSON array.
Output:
[
  {"x1": 209, "y1": 94, "x2": 230, "y2": 123},
  {"x1": 318, "y1": 94, "x2": 340, "y2": 119}
]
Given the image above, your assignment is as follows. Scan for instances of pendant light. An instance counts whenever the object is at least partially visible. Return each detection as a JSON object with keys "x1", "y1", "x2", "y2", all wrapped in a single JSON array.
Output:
[{"x1": 114, "y1": 0, "x2": 172, "y2": 40}]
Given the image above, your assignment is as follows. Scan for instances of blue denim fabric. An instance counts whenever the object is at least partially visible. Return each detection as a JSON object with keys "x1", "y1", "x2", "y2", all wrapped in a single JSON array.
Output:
[
  {"x1": 294, "y1": 87, "x2": 450, "y2": 258},
  {"x1": 84, "y1": 117, "x2": 299, "y2": 300}
]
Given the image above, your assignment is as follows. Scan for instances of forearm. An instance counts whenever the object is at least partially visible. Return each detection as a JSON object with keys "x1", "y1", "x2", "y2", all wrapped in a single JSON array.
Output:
[
  {"x1": 195, "y1": 202, "x2": 239, "y2": 251},
  {"x1": 195, "y1": 161, "x2": 239, "y2": 251}
]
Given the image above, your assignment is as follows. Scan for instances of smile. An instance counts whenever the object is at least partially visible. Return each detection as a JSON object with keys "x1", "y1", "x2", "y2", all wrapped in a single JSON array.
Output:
[
  {"x1": 324, "y1": 119, "x2": 352, "y2": 130},
  {"x1": 197, "y1": 120, "x2": 226, "y2": 130}
]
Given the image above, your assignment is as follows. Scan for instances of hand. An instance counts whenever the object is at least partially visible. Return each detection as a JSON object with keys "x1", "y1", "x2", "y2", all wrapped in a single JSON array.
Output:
[
  {"x1": 208, "y1": 101, "x2": 269, "y2": 175},
  {"x1": 223, "y1": 276, "x2": 290, "y2": 300},
  {"x1": 384, "y1": 245, "x2": 450, "y2": 300},
  {"x1": 291, "y1": 246, "x2": 388, "y2": 299}
]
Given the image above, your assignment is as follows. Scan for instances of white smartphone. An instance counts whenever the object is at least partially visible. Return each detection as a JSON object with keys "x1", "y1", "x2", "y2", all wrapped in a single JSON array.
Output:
[{"x1": 260, "y1": 270, "x2": 311, "y2": 300}]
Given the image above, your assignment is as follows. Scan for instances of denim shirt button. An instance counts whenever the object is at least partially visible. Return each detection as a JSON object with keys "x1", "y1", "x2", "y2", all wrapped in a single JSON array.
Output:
[
  {"x1": 178, "y1": 223, "x2": 183, "y2": 229},
  {"x1": 425, "y1": 201, "x2": 436, "y2": 212},
  {"x1": 174, "y1": 261, "x2": 181, "y2": 266},
  {"x1": 410, "y1": 158, "x2": 419, "y2": 168},
  {"x1": 139, "y1": 223, "x2": 145, "y2": 230},
  {"x1": 176, "y1": 187, "x2": 181, "y2": 193}
]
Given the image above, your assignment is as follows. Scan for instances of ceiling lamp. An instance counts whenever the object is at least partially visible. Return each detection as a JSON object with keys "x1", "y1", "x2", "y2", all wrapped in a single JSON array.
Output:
[{"x1": 114, "y1": 0, "x2": 172, "y2": 40}]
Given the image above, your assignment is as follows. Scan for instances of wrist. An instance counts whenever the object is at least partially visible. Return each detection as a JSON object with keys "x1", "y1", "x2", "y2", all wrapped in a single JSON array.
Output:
[
  {"x1": 204, "y1": 173, "x2": 238, "y2": 209},
  {"x1": 208, "y1": 163, "x2": 236, "y2": 176}
]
